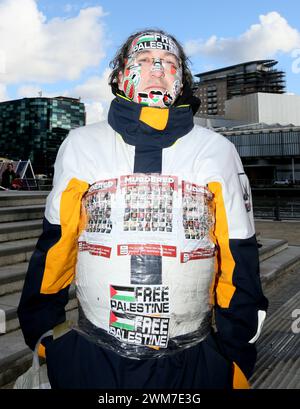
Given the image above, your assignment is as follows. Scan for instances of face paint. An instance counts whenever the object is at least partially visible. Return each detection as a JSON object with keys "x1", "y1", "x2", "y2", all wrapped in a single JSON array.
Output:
[
  {"x1": 151, "y1": 58, "x2": 164, "y2": 73},
  {"x1": 170, "y1": 65, "x2": 177, "y2": 76},
  {"x1": 122, "y1": 62, "x2": 142, "y2": 100},
  {"x1": 137, "y1": 89, "x2": 174, "y2": 107},
  {"x1": 163, "y1": 91, "x2": 173, "y2": 107},
  {"x1": 120, "y1": 32, "x2": 183, "y2": 107},
  {"x1": 172, "y1": 80, "x2": 182, "y2": 97}
]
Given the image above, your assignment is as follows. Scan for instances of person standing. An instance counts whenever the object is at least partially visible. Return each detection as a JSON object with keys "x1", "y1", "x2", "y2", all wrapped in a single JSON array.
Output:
[
  {"x1": 1, "y1": 163, "x2": 16, "y2": 189},
  {"x1": 18, "y1": 29, "x2": 268, "y2": 389}
]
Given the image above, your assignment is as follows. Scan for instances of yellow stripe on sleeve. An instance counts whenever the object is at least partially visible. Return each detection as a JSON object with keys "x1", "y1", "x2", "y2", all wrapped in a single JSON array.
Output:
[
  {"x1": 41, "y1": 178, "x2": 89, "y2": 294},
  {"x1": 208, "y1": 182, "x2": 236, "y2": 308}
]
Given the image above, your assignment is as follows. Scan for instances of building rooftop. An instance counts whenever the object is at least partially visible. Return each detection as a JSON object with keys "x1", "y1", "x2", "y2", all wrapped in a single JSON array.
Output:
[
  {"x1": 217, "y1": 122, "x2": 300, "y2": 133},
  {"x1": 195, "y1": 59, "x2": 279, "y2": 78},
  {"x1": 0, "y1": 96, "x2": 82, "y2": 105}
]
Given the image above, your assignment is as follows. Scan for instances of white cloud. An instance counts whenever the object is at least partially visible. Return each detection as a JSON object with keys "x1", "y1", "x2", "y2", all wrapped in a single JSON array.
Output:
[
  {"x1": 0, "y1": 0, "x2": 108, "y2": 84},
  {"x1": 185, "y1": 12, "x2": 300, "y2": 64},
  {"x1": 16, "y1": 84, "x2": 68, "y2": 99},
  {"x1": 84, "y1": 101, "x2": 108, "y2": 124},
  {"x1": 0, "y1": 84, "x2": 8, "y2": 101},
  {"x1": 67, "y1": 68, "x2": 113, "y2": 124},
  {"x1": 71, "y1": 68, "x2": 113, "y2": 102},
  {"x1": 0, "y1": 49, "x2": 6, "y2": 75},
  {"x1": 17, "y1": 84, "x2": 43, "y2": 98}
]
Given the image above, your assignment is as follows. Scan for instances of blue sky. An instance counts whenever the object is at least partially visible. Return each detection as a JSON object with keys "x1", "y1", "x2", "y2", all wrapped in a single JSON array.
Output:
[{"x1": 1, "y1": 0, "x2": 300, "y2": 122}]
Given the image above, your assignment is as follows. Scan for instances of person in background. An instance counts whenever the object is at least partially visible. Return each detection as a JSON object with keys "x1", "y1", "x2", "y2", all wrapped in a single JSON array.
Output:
[
  {"x1": 18, "y1": 28, "x2": 268, "y2": 389},
  {"x1": 1, "y1": 163, "x2": 16, "y2": 189},
  {"x1": 11, "y1": 173, "x2": 23, "y2": 190}
]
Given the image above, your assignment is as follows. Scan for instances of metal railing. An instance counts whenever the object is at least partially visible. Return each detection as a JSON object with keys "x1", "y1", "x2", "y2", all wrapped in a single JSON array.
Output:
[
  {"x1": 5, "y1": 178, "x2": 53, "y2": 191},
  {"x1": 253, "y1": 199, "x2": 300, "y2": 220}
]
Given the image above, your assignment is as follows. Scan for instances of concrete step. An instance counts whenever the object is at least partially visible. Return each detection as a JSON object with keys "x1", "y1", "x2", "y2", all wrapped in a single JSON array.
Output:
[
  {"x1": 258, "y1": 238, "x2": 288, "y2": 262},
  {"x1": 0, "y1": 262, "x2": 28, "y2": 296},
  {"x1": 0, "y1": 329, "x2": 31, "y2": 388},
  {"x1": 0, "y1": 287, "x2": 77, "y2": 334},
  {"x1": 0, "y1": 308, "x2": 78, "y2": 388},
  {"x1": 0, "y1": 220, "x2": 43, "y2": 243},
  {"x1": 0, "y1": 205, "x2": 45, "y2": 223},
  {"x1": 260, "y1": 245, "x2": 300, "y2": 285},
  {"x1": 0, "y1": 238, "x2": 37, "y2": 267},
  {"x1": 0, "y1": 192, "x2": 48, "y2": 208}
]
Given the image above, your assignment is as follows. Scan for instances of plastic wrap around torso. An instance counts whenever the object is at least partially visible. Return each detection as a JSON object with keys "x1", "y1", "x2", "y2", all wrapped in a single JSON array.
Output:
[{"x1": 74, "y1": 123, "x2": 219, "y2": 359}]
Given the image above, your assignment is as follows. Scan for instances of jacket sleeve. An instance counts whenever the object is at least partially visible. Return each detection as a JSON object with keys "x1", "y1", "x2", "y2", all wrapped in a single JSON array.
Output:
[
  {"x1": 208, "y1": 143, "x2": 268, "y2": 381},
  {"x1": 17, "y1": 131, "x2": 89, "y2": 350}
]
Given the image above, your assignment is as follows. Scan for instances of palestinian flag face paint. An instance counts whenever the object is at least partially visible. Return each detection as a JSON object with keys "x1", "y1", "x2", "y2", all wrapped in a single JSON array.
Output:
[
  {"x1": 121, "y1": 61, "x2": 141, "y2": 101},
  {"x1": 163, "y1": 92, "x2": 173, "y2": 107},
  {"x1": 149, "y1": 90, "x2": 163, "y2": 101},
  {"x1": 119, "y1": 32, "x2": 183, "y2": 107},
  {"x1": 124, "y1": 79, "x2": 135, "y2": 100}
]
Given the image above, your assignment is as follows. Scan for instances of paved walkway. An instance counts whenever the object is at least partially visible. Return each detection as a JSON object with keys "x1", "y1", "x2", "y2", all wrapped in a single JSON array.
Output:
[
  {"x1": 251, "y1": 264, "x2": 300, "y2": 388},
  {"x1": 255, "y1": 220, "x2": 300, "y2": 246},
  {"x1": 252, "y1": 219, "x2": 300, "y2": 388}
]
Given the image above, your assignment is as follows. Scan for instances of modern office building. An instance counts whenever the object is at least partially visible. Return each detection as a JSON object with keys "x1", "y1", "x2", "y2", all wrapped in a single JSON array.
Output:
[
  {"x1": 194, "y1": 112, "x2": 300, "y2": 186},
  {"x1": 193, "y1": 59, "x2": 299, "y2": 220},
  {"x1": 225, "y1": 93, "x2": 300, "y2": 126},
  {"x1": 218, "y1": 123, "x2": 300, "y2": 185},
  {"x1": 194, "y1": 60, "x2": 285, "y2": 116},
  {"x1": 0, "y1": 96, "x2": 85, "y2": 175}
]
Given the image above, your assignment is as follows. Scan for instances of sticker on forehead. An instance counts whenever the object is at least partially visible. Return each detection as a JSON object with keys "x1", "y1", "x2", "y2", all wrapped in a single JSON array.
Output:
[{"x1": 129, "y1": 32, "x2": 180, "y2": 59}]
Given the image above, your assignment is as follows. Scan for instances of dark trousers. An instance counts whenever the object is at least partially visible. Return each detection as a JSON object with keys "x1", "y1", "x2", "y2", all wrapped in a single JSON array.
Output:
[{"x1": 46, "y1": 329, "x2": 233, "y2": 389}]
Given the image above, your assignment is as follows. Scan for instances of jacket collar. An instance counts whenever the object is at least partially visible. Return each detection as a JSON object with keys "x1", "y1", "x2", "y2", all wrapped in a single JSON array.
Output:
[{"x1": 108, "y1": 95, "x2": 194, "y2": 149}]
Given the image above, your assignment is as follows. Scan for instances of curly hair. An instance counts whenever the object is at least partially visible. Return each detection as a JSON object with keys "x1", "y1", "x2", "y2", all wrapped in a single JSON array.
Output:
[{"x1": 108, "y1": 28, "x2": 193, "y2": 93}]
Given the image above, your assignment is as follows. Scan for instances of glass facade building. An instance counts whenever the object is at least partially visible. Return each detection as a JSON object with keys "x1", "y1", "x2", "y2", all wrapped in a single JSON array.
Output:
[{"x1": 0, "y1": 96, "x2": 85, "y2": 175}]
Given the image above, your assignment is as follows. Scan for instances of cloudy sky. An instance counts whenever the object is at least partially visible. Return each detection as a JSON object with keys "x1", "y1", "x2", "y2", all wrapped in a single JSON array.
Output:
[{"x1": 0, "y1": 0, "x2": 300, "y2": 123}]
